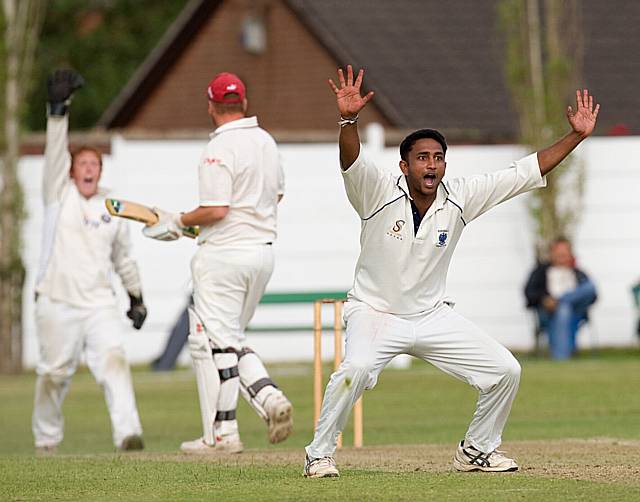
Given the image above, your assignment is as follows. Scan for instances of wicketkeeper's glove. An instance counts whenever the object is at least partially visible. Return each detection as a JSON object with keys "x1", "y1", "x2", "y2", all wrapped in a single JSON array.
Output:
[
  {"x1": 142, "y1": 209, "x2": 184, "y2": 241},
  {"x1": 47, "y1": 69, "x2": 85, "y2": 117},
  {"x1": 127, "y1": 294, "x2": 147, "y2": 330}
]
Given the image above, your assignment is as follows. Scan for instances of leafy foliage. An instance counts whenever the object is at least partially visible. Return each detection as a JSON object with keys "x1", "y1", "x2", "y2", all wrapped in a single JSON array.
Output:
[
  {"x1": 25, "y1": 0, "x2": 188, "y2": 131},
  {"x1": 1, "y1": 0, "x2": 46, "y2": 374},
  {"x1": 498, "y1": 0, "x2": 585, "y2": 252}
]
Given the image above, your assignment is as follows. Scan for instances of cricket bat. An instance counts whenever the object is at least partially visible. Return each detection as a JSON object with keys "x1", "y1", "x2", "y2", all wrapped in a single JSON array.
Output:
[{"x1": 105, "y1": 198, "x2": 199, "y2": 239}]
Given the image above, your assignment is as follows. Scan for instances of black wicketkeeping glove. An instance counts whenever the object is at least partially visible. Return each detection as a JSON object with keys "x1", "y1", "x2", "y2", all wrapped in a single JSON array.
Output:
[
  {"x1": 47, "y1": 69, "x2": 85, "y2": 117},
  {"x1": 127, "y1": 294, "x2": 147, "y2": 330}
]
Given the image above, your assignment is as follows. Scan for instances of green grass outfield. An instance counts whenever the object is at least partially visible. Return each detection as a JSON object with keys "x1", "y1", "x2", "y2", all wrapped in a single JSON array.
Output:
[{"x1": 2, "y1": 349, "x2": 639, "y2": 501}]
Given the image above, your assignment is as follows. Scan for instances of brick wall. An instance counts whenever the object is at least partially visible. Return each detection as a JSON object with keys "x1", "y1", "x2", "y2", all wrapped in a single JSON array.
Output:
[{"x1": 127, "y1": 0, "x2": 389, "y2": 131}]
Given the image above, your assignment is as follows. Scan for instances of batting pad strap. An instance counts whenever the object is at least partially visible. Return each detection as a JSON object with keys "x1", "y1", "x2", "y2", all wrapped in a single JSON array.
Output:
[
  {"x1": 218, "y1": 366, "x2": 239, "y2": 382},
  {"x1": 212, "y1": 347, "x2": 237, "y2": 355},
  {"x1": 247, "y1": 377, "x2": 276, "y2": 398},
  {"x1": 236, "y1": 347, "x2": 255, "y2": 359},
  {"x1": 215, "y1": 410, "x2": 236, "y2": 421}
]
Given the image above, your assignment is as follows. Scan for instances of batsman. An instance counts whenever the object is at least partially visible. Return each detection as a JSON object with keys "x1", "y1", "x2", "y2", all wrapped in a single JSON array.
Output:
[
  {"x1": 303, "y1": 65, "x2": 600, "y2": 477},
  {"x1": 143, "y1": 72, "x2": 293, "y2": 453}
]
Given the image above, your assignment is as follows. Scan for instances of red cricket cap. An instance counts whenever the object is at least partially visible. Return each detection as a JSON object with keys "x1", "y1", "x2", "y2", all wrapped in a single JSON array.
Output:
[{"x1": 206, "y1": 72, "x2": 246, "y2": 103}]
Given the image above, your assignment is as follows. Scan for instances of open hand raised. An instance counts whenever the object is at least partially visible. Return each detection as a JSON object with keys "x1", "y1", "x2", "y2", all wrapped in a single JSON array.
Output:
[
  {"x1": 567, "y1": 89, "x2": 600, "y2": 138},
  {"x1": 328, "y1": 65, "x2": 374, "y2": 119}
]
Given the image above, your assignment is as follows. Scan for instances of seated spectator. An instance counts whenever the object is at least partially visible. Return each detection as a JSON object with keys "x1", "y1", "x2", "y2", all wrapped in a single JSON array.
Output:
[{"x1": 524, "y1": 238, "x2": 597, "y2": 359}]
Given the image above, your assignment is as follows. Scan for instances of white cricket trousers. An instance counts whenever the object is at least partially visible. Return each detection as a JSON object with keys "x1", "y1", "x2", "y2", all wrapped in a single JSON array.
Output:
[
  {"x1": 191, "y1": 243, "x2": 275, "y2": 349},
  {"x1": 32, "y1": 296, "x2": 143, "y2": 448},
  {"x1": 306, "y1": 301, "x2": 521, "y2": 458}
]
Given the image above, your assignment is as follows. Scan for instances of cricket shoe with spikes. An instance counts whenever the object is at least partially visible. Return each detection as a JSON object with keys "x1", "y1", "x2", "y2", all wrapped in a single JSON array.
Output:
[
  {"x1": 264, "y1": 391, "x2": 293, "y2": 444},
  {"x1": 303, "y1": 454, "x2": 340, "y2": 478},
  {"x1": 180, "y1": 434, "x2": 243, "y2": 455},
  {"x1": 453, "y1": 440, "x2": 518, "y2": 472}
]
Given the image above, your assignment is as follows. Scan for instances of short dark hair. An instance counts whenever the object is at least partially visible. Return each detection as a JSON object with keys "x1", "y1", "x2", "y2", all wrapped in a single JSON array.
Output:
[{"x1": 399, "y1": 128, "x2": 447, "y2": 161}]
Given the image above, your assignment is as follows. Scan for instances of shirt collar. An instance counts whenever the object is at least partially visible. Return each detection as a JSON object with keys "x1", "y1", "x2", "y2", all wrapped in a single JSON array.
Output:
[
  {"x1": 210, "y1": 116, "x2": 259, "y2": 138},
  {"x1": 396, "y1": 175, "x2": 448, "y2": 209}
]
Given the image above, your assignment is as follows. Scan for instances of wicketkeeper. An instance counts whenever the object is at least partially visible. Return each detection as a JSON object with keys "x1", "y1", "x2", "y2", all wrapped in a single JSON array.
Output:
[{"x1": 32, "y1": 70, "x2": 146, "y2": 454}]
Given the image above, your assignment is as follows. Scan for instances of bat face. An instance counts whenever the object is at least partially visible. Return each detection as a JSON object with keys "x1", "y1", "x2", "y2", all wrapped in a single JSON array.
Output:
[
  {"x1": 105, "y1": 199, "x2": 199, "y2": 239},
  {"x1": 105, "y1": 199, "x2": 159, "y2": 225}
]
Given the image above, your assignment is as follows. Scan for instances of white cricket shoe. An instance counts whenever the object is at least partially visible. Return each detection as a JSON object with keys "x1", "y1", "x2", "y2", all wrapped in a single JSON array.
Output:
[
  {"x1": 216, "y1": 433, "x2": 244, "y2": 453},
  {"x1": 303, "y1": 454, "x2": 340, "y2": 478},
  {"x1": 264, "y1": 392, "x2": 293, "y2": 444},
  {"x1": 453, "y1": 440, "x2": 518, "y2": 472},
  {"x1": 180, "y1": 434, "x2": 244, "y2": 455}
]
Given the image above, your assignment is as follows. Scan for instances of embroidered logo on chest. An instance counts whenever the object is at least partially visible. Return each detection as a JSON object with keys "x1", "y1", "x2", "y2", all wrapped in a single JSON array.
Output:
[
  {"x1": 386, "y1": 220, "x2": 405, "y2": 240},
  {"x1": 83, "y1": 213, "x2": 112, "y2": 229},
  {"x1": 436, "y1": 229, "x2": 449, "y2": 247}
]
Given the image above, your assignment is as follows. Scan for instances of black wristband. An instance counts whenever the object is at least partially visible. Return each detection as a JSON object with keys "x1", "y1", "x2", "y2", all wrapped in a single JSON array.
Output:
[{"x1": 48, "y1": 102, "x2": 69, "y2": 117}]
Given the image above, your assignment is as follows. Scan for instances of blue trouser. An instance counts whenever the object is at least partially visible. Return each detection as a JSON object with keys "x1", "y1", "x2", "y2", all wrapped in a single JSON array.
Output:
[
  {"x1": 152, "y1": 307, "x2": 189, "y2": 371},
  {"x1": 538, "y1": 281, "x2": 597, "y2": 360}
]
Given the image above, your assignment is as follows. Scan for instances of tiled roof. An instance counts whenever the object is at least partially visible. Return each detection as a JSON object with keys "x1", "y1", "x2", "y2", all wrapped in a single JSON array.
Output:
[
  {"x1": 101, "y1": 0, "x2": 640, "y2": 138},
  {"x1": 287, "y1": 0, "x2": 517, "y2": 141}
]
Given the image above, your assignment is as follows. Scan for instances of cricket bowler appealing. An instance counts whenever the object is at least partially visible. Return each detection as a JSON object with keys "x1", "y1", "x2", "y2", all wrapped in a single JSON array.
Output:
[
  {"x1": 33, "y1": 70, "x2": 146, "y2": 454},
  {"x1": 303, "y1": 65, "x2": 600, "y2": 477},
  {"x1": 143, "y1": 72, "x2": 293, "y2": 454}
]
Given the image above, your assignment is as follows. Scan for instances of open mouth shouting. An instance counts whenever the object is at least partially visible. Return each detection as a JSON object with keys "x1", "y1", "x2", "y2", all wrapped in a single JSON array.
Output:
[{"x1": 423, "y1": 172, "x2": 438, "y2": 189}]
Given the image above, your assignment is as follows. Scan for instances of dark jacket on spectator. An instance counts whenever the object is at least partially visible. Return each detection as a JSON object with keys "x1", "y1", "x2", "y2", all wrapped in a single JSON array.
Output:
[{"x1": 524, "y1": 263, "x2": 595, "y2": 309}]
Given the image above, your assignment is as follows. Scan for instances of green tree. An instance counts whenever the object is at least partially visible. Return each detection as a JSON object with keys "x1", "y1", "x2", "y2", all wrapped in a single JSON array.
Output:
[
  {"x1": 25, "y1": 0, "x2": 188, "y2": 131},
  {"x1": 499, "y1": 0, "x2": 584, "y2": 254},
  {"x1": 0, "y1": 0, "x2": 47, "y2": 374}
]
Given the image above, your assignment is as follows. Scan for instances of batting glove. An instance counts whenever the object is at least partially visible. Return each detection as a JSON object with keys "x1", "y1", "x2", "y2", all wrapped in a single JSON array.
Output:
[
  {"x1": 127, "y1": 294, "x2": 147, "y2": 330},
  {"x1": 47, "y1": 69, "x2": 85, "y2": 117},
  {"x1": 142, "y1": 208, "x2": 183, "y2": 241}
]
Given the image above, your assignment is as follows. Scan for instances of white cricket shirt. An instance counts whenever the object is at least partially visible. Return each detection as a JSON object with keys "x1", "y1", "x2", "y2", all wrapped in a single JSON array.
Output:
[
  {"x1": 35, "y1": 116, "x2": 142, "y2": 308},
  {"x1": 342, "y1": 150, "x2": 546, "y2": 315},
  {"x1": 197, "y1": 116, "x2": 284, "y2": 246}
]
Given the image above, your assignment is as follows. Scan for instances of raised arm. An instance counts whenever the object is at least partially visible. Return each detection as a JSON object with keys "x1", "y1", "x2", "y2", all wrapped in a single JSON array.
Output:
[
  {"x1": 43, "y1": 115, "x2": 72, "y2": 205},
  {"x1": 328, "y1": 65, "x2": 374, "y2": 170},
  {"x1": 537, "y1": 89, "x2": 600, "y2": 176},
  {"x1": 42, "y1": 70, "x2": 85, "y2": 205}
]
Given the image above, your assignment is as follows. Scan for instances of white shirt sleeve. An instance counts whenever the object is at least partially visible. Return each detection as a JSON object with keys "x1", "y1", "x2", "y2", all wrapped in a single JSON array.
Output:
[
  {"x1": 43, "y1": 116, "x2": 72, "y2": 205},
  {"x1": 198, "y1": 142, "x2": 234, "y2": 207},
  {"x1": 277, "y1": 154, "x2": 285, "y2": 197},
  {"x1": 111, "y1": 219, "x2": 142, "y2": 298},
  {"x1": 341, "y1": 149, "x2": 393, "y2": 219},
  {"x1": 446, "y1": 153, "x2": 546, "y2": 223}
]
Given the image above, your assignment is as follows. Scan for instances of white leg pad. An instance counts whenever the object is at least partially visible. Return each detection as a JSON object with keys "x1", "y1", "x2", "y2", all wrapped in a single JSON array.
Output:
[
  {"x1": 237, "y1": 348, "x2": 275, "y2": 422},
  {"x1": 187, "y1": 308, "x2": 219, "y2": 446},
  {"x1": 236, "y1": 347, "x2": 292, "y2": 443},
  {"x1": 239, "y1": 385, "x2": 268, "y2": 422},
  {"x1": 213, "y1": 352, "x2": 239, "y2": 437}
]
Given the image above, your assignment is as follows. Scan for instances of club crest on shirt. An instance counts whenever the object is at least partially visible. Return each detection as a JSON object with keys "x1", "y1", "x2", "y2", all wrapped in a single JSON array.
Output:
[
  {"x1": 386, "y1": 219, "x2": 405, "y2": 240},
  {"x1": 83, "y1": 216, "x2": 101, "y2": 229},
  {"x1": 436, "y1": 229, "x2": 448, "y2": 247}
]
